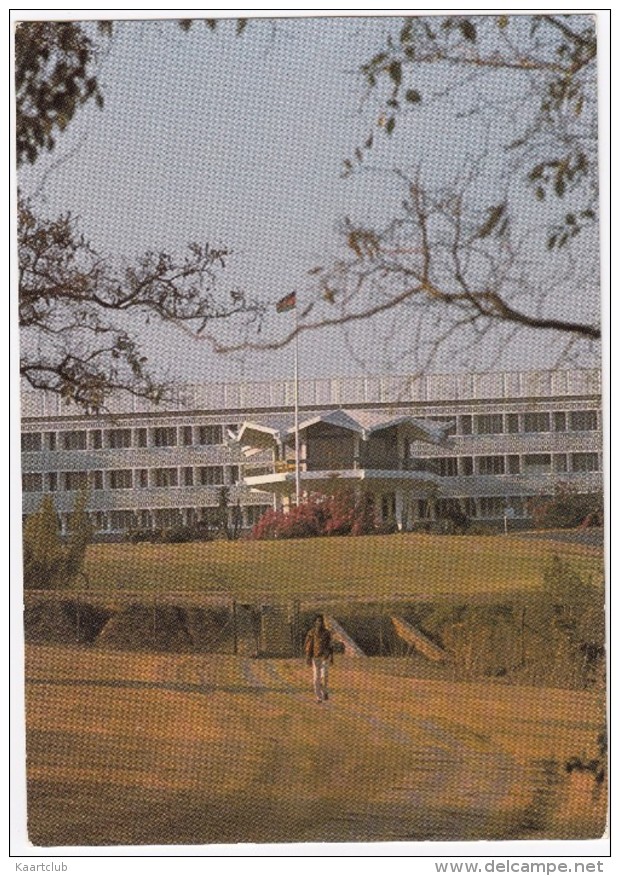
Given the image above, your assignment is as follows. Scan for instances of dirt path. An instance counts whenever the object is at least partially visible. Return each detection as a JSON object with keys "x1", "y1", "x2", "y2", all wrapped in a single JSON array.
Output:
[{"x1": 24, "y1": 647, "x2": 606, "y2": 845}]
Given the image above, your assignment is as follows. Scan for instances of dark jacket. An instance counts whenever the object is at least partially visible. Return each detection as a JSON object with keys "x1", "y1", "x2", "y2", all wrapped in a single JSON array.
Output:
[{"x1": 304, "y1": 627, "x2": 333, "y2": 659}]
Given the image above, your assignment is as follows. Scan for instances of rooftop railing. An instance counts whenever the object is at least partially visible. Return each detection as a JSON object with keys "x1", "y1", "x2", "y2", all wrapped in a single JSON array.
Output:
[{"x1": 21, "y1": 368, "x2": 602, "y2": 419}]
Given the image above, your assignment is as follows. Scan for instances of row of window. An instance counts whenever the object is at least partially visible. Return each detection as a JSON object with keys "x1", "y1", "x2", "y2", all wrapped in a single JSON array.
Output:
[
  {"x1": 47, "y1": 497, "x2": 533, "y2": 532},
  {"x1": 20, "y1": 409, "x2": 600, "y2": 453},
  {"x1": 22, "y1": 465, "x2": 241, "y2": 493},
  {"x1": 21, "y1": 424, "x2": 235, "y2": 453},
  {"x1": 410, "y1": 452, "x2": 600, "y2": 477},
  {"x1": 456, "y1": 410, "x2": 598, "y2": 435},
  {"x1": 20, "y1": 451, "x2": 601, "y2": 494},
  {"x1": 48, "y1": 505, "x2": 271, "y2": 532}
]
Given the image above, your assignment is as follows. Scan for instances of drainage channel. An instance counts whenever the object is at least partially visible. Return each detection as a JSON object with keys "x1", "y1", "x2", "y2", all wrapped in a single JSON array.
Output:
[{"x1": 24, "y1": 597, "x2": 454, "y2": 660}]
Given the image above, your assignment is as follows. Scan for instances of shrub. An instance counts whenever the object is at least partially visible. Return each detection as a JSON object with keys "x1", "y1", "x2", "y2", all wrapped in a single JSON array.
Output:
[
  {"x1": 128, "y1": 528, "x2": 153, "y2": 543},
  {"x1": 529, "y1": 483, "x2": 603, "y2": 530},
  {"x1": 251, "y1": 489, "x2": 381, "y2": 540}
]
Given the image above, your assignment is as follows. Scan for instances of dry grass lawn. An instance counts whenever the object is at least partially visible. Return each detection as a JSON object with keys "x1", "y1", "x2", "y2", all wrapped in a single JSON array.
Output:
[{"x1": 25, "y1": 645, "x2": 606, "y2": 846}]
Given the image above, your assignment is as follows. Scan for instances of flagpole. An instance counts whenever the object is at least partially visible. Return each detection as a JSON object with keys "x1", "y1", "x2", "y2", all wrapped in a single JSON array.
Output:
[{"x1": 293, "y1": 301, "x2": 301, "y2": 506}]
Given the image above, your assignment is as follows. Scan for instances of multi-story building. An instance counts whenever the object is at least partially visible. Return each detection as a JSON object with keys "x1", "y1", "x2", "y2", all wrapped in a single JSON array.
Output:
[{"x1": 20, "y1": 368, "x2": 603, "y2": 537}]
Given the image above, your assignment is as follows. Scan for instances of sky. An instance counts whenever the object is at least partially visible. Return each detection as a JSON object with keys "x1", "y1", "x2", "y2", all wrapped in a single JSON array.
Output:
[{"x1": 16, "y1": 12, "x2": 605, "y2": 386}]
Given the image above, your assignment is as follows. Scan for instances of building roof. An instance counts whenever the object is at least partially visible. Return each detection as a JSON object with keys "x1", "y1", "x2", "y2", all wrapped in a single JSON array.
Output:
[
  {"x1": 235, "y1": 409, "x2": 453, "y2": 451},
  {"x1": 289, "y1": 410, "x2": 452, "y2": 445}
]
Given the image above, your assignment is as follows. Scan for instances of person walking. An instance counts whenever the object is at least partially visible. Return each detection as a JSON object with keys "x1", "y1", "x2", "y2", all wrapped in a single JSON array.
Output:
[{"x1": 304, "y1": 614, "x2": 334, "y2": 703}]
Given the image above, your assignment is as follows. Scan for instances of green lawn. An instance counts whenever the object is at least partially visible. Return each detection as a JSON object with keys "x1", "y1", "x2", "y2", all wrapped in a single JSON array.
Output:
[{"x1": 83, "y1": 532, "x2": 604, "y2": 601}]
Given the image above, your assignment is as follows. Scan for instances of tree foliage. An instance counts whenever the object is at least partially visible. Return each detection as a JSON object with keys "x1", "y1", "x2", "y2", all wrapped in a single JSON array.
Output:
[
  {"x1": 251, "y1": 489, "x2": 380, "y2": 540},
  {"x1": 15, "y1": 15, "x2": 602, "y2": 379},
  {"x1": 16, "y1": 19, "x2": 263, "y2": 410},
  {"x1": 22, "y1": 492, "x2": 92, "y2": 589},
  {"x1": 528, "y1": 483, "x2": 603, "y2": 530},
  {"x1": 18, "y1": 194, "x2": 259, "y2": 409},
  {"x1": 310, "y1": 14, "x2": 601, "y2": 368},
  {"x1": 348, "y1": 15, "x2": 597, "y2": 242},
  {"x1": 15, "y1": 21, "x2": 105, "y2": 166}
]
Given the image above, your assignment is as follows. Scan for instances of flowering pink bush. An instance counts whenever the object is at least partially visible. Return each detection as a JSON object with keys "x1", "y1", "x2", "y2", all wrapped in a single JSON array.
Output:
[{"x1": 251, "y1": 490, "x2": 380, "y2": 540}]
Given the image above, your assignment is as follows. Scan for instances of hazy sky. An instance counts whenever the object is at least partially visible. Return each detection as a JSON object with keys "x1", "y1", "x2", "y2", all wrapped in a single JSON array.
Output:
[{"x1": 18, "y1": 13, "x2": 603, "y2": 385}]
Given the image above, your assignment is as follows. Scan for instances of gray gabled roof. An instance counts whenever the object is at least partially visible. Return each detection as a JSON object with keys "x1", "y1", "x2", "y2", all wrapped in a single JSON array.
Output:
[
  {"x1": 234, "y1": 408, "x2": 453, "y2": 452},
  {"x1": 287, "y1": 409, "x2": 452, "y2": 445},
  {"x1": 289, "y1": 409, "x2": 367, "y2": 436}
]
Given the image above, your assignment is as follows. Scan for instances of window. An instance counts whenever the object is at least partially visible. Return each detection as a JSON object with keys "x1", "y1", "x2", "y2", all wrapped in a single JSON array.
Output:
[
  {"x1": 198, "y1": 466, "x2": 224, "y2": 485},
  {"x1": 136, "y1": 469, "x2": 149, "y2": 488},
  {"x1": 22, "y1": 473, "x2": 42, "y2": 492},
  {"x1": 63, "y1": 471, "x2": 88, "y2": 491},
  {"x1": 21, "y1": 433, "x2": 42, "y2": 452},
  {"x1": 107, "y1": 428, "x2": 132, "y2": 449},
  {"x1": 553, "y1": 454, "x2": 568, "y2": 473},
  {"x1": 477, "y1": 456, "x2": 505, "y2": 475},
  {"x1": 569, "y1": 410, "x2": 598, "y2": 431},
  {"x1": 229, "y1": 465, "x2": 240, "y2": 484},
  {"x1": 507, "y1": 455, "x2": 520, "y2": 474},
  {"x1": 46, "y1": 432, "x2": 57, "y2": 451},
  {"x1": 90, "y1": 471, "x2": 103, "y2": 490},
  {"x1": 459, "y1": 457, "x2": 473, "y2": 476},
  {"x1": 507, "y1": 496, "x2": 524, "y2": 516},
  {"x1": 182, "y1": 426, "x2": 193, "y2": 446},
  {"x1": 197, "y1": 425, "x2": 222, "y2": 445},
  {"x1": 91, "y1": 512, "x2": 107, "y2": 532},
  {"x1": 152, "y1": 468, "x2": 178, "y2": 487},
  {"x1": 571, "y1": 453, "x2": 599, "y2": 473},
  {"x1": 62, "y1": 431, "x2": 87, "y2": 450},
  {"x1": 437, "y1": 457, "x2": 458, "y2": 477},
  {"x1": 245, "y1": 506, "x2": 269, "y2": 526},
  {"x1": 136, "y1": 428, "x2": 147, "y2": 447},
  {"x1": 152, "y1": 427, "x2": 177, "y2": 447},
  {"x1": 109, "y1": 510, "x2": 136, "y2": 531},
  {"x1": 523, "y1": 454, "x2": 552, "y2": 474},
  {"x1": 90, "y1": 429, "x2": 103, "y2": 449},
  {"x1": 47, "y1": 472, "x2": 58, "y2": 492},
  {"x1": 152, "y1": 508, "x2": 182, "y2": 528},
  {"x1": 475, "y1": 414, "x2": 503, "y2": 435},
  {"x1": 182, "y1": 466, "x2": 194, "y2": 486},
  {"x1": 523, "y1": 412, "x2": 550, "y2": 433},
  {"x1": 505, "y1": 414, "x2": 519, "y2": 434},
  {"x1": 478, "y1": 497, "x2": 506, "y2": 517},
  {"x1": 459, "y1": 416, "x2": 472, "y2": 435},
  {"x1": 553, "y1": 412, "x2": 566, "y2": 432},
  {"x1": 109, "y1": 469, "x2": 133, "y2": 489}
]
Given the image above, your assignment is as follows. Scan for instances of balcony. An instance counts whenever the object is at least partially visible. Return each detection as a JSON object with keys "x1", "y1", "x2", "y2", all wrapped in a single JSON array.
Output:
[
  {"x1": 20, "y1": 444, "x2": 244, "y2": 472},
  {"x1": 21, "y1": 484, "x2": 273, "y2": 514},
  {"x1": 435, "y1": 470, "x2": 602, "y2": 498}
]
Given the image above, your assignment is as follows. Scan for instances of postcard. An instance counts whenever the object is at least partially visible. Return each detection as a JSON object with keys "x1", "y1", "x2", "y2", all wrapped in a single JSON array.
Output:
[{"x1": 13, "y1": 11, "x2": 608, "y2": 858}]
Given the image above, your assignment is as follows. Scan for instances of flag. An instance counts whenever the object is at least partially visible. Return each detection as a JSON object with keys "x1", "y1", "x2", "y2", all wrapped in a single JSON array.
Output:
[{"x1": 276, "y1": 291, "x2": 296, "y2": 313}]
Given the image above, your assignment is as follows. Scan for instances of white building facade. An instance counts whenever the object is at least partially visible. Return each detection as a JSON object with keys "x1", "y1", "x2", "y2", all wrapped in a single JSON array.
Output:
[{"x1": 20, "y1": 369, "x2": 603, "y2": 537}]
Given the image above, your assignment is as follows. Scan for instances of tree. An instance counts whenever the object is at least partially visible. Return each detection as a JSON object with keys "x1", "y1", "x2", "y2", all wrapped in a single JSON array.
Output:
[
  {"x1": 16, "y1": 20, "x2": 264, "y2": 410},
  {"x1": 23, "y1": 491, "x2": 95, "y2": 589},
  {"x1": 314, "y1": 14, "x2": 600, "y2": 367},
  {"x1": 65, "y1": 490, "x2": 94, "y2": 580},
  {"x1": 16, "y1": 15, "x2": 603, "y2": 377},
  {"x1": 180, "y1": 13, "x2": 601, "y2": 371},
  {"x1": 528, "y1": 483, "x2": 603, "y2": 530},
  {"x1": 15, "y1": 20, "x2": 106, "y2": 166},
  {"x1": 18, "y1": 193, "x2": 259, "y2": 409},
  {"x1": 347, "y1": 15, "x2": 598, "y2": 248},
  {"x1": 22, "y1": 495, "x2": 67, "y2": 589}
]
